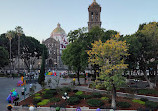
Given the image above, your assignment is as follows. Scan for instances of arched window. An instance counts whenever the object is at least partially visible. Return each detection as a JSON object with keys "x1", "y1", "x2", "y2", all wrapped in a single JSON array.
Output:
[{"x1": 91, "y1": 12, "x2": 93, "y2": 21}]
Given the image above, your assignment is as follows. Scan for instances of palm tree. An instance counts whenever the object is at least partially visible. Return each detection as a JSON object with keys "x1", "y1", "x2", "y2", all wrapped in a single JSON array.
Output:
[
  {"x1": 15, "y1": 26, "x2": 23, "y2": 74},
  {"x1": 6, "y1": 30, "x2": 15, "y2": 75}
]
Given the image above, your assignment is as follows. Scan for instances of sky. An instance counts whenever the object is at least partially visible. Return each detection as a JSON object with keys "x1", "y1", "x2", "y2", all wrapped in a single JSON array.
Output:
[{"x1": 0, "y1": 0, "x2": 158, "y2": 42}]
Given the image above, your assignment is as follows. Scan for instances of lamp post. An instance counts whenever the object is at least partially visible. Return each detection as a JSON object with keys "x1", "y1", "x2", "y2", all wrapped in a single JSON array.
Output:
[
  {"x1": 15, "y1": 26, "x2": 23, "y2": 75},
  {"x1": 62, "y1": 92, "x2": 69, "y2": 105}
]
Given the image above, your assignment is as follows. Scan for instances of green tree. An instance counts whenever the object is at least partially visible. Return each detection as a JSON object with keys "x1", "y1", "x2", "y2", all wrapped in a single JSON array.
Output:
[
  {"x1": 62, "y1": 40, "x2": 88, "y2": 85},
  {"x1": 0, "y1": 29, "x2": 48, "y2": 72},
  {"x1": 87, "y1": 34, "x2": 129, "y2": 109},
  {"x1": 134, "y1": 22, "x2": 158, "y2": 88},
  {"x1": 38, "y1": 49, "x2": 46, "y2": 85},
  {"x1": 123, "y1": 34, "x2": 141, "y2": 76},
  {"x1": 0, "y1": 46, "x2": 9, "y2": 68},
  {"x1": 6, "y1": 30, "x2": 15, "y2": 74}
]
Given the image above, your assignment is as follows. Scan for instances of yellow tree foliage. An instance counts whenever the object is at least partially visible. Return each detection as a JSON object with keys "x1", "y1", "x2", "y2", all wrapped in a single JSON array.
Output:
[{"x1": 87, "y1": 34, "x2": 129, "y2": 90}]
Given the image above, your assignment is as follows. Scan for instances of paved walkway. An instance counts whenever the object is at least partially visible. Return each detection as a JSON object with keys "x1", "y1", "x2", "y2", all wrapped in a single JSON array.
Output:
[
  {"x1": 74, "y1": 86, "x2": 158, "y2": 102},
  {"x1": 4, "y1": 77, "x2": 158, "y2": 111}
]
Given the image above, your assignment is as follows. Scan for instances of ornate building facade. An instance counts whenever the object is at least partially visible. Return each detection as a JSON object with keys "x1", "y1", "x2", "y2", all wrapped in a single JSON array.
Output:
[
  {"x1": 43, "y1": 23, "x2": 68, "y2": 70},
  {"x1": 88, "y1": 0, "x2": 101, "y2": 31}
]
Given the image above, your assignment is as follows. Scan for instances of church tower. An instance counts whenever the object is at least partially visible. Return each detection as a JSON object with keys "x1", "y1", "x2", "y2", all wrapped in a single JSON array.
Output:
[{"x1": 88, "y1": 0, "x2": 101, "y2": 31}]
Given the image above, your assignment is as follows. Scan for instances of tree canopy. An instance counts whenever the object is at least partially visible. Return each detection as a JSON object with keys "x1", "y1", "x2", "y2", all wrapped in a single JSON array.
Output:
[{"x1": 87, "y1": 34, "x2": 129, "y2": 109}]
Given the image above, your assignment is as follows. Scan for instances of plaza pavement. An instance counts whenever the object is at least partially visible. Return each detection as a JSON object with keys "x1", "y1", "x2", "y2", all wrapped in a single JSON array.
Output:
[{"x1": 1, "y1": 76, "x2": 158, "y2": 111}]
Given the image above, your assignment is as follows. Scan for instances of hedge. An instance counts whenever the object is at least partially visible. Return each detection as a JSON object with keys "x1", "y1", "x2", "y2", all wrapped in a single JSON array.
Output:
[
  {"x1": 67, "y1": 97, "x2": 80, "y2": 105},
  {"x1": 37, "y1": 99, "x2": 50, "y2": 106},
  {"x1": 117, "y1": 102, "x2": 131, "y2": 108},
  {"x1": 87, "y1": 99, "x2": 104, "y2": 107}
]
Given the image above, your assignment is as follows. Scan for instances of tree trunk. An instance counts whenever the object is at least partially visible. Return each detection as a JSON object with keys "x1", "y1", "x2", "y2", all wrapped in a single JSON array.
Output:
[
  {"x1": 84, "y1": 71, "x2": 86, "y2": 84},
  {"x1": 77, "y1": 70, "x2": 80, "y2": 85},
  {"x1": 143, "y1": 70, "x2": 154, "y2": 89},
  {"x1": 111, "y1": 84, "x2": 116, "y2": 109},
  {"x1": 154, "y1": 65, "x2": 158, "y2": 87}
]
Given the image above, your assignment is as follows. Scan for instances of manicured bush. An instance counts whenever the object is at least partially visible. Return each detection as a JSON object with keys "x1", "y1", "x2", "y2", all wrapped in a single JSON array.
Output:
[
  {"x1": 140, "y1": 98, "x2": 148, "y2": 102},
  {"x1": 132, "y1": 99, "x2": 145, "y2": 105},
  {"x1": 33, "y1": 96, "x2": 41, "y2": 104},
  {"x1": 61, "y1": 87, "x2": 71, "y2": 92},
  {"x1": 92, "y1": 92, "x2": 102, "y2": 98},
  {"x1": 87, "y1": 99, "x2": 104, "y2": 107},
  {"x1": 41, "y1": 91, "x2": 46, "y2": 95},
  {"x1": 80, "y1": 94, "x2": 92, "y2": 99},
  {"x1": 117, "y1": 102, "x2": 131, "y2": 108},
  {"x1": 34, "y1": 93, "x2": 40, "y2": 97},
  {"x1": 37, "y1": 99, "x2": 50, "y2": 106},
  {"x1": 73, "y1": 89, "x2": 78, "y2": 93},
  {"x1": 50, "y1": 97, "x2": 61, "y2": 102},
  {"x1": 67, "y1": 97, "x2": 80, "y2": 105},
  {"x1": 101, "y1": 97, "x2": 109, "y2": 101},
  {"x1": 34, "y1": 96, "x2": 42, "y2": 99},
  {"x1": 75, "y1": 91, "x2": 83, "y2": 96},
  {"x1": 108, "y1": 99, "x2": 112, "y2": 103},
  {"x1": 138, "y1": 89, "x2": 158, "y2": 95},
  {"x1": 145, "y1": 101, "x2": 158, "y2": 109},
  {"x1": 46, "y1": 89, "x2": 57, "y2": 95},
  {"x1": 43, "y1": 94, "x2": 53, "y2": 99}
]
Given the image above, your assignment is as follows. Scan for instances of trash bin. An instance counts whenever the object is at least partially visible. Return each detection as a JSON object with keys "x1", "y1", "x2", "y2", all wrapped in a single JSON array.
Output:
[{"x1": 14, "y1": 101, "x2": 19, "y2": 106}]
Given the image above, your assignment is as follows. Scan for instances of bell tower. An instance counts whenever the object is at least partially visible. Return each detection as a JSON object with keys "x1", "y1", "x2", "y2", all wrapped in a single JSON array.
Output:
[{"x1": 88, "y1": 0, "x2": 101, "y2": 31}]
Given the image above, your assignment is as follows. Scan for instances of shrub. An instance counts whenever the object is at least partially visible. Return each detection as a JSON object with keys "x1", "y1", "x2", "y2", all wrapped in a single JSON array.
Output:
[
  {"x1": 140, "y1": 98, "x2": 148, "y2": 102},
  {"x1": 33, "y1": 96, "x2": 41, "y2": 104},
  {"x1": 50, "y1": 97, "x2": 61, "y2": 102},
  {"x1": 145, "y1": 101, "x2": 158, "y2": 109},
  {"x1": 75, "y1": 91, "x2": 83, "y2": 96},
  {"x1": 67, "y1": 97, "x2": 80, "y2": 105},
  {"x1": 34, "y1": 96, "x2": 42, "y2": 99},
  {"x1": 138, "y1": 89, "x2": 158, "y2": 95},
  {"x1": 73, "y1": 89, "x2": 78, "y2": 93},
  {"x1": 37, "y1": 99, "x2": 50, "y2": 106},
  {"x1": 108, "y1": 99, "x2": 112, "y2": 103},
  {"x1": 46, "y1": 89, "x2": 57, "y2": 95},
  {"x1": 132, "y1": 99, "x2": 145, "y2": 105},
  {"x1": 117, "y1": 102, "x2": 131, "y2": 108},
  {"x1": 92, "y1": 92, "x2": 102, "y2": 98},
  {"x1": 43, "y1": 94, "x2": 53, "y2": 99},
  {"x1": 34, "y1": 93, "x2": 40, "y2": 97},
  {"x1": 41, "y1": 91, "x2": 46, "y2": 95},
  {"x1": 61, "y1": 87, "x2": 71, "y2": 92},
  {"x1": 101, "y1": 97, "x2": 109, "y2": 101},
  {"x1": 87, "y1": 99, "x2": 104, "y2": 107},
  {"x1": 80, "y1": 94, "x2": 92, "y2": 99}
]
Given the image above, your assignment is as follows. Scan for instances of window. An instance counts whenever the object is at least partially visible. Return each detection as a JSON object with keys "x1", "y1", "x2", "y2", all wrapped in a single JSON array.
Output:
[{"x1": 91, "y1": 12, "x2": 93, "y2": 21}]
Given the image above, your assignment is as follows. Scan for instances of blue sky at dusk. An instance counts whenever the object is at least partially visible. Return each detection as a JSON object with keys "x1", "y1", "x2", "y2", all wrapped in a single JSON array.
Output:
[{"x1": 0, "y1": 0, "x2": 158, "y2": 42}]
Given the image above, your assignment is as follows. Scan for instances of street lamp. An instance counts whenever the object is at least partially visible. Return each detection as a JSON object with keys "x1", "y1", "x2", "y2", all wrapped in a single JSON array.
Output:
[
  {"x1": 62, "y1": 92, "x2": 69, "y2": 103},
  {"x1": 15, "y1": 26, "x2": 23, "y2": 75}
]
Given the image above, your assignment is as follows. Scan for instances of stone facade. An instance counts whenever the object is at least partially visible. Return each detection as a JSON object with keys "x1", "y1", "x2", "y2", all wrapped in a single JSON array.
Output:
[
  {"x1": 88, "y1": 0, "x2": 102, "y2": 31},
  {"x1": 42, "y1": 38, "x2": 60, "y2": 70},
  {"x1": 43, "y1": 23, "x2": 68, "y2": 70}
]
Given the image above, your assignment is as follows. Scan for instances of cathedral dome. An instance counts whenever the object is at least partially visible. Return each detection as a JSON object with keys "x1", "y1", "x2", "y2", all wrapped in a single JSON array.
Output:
[{"x1": 50, "y1": 23, "x2": 66, "y2": 38}]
